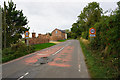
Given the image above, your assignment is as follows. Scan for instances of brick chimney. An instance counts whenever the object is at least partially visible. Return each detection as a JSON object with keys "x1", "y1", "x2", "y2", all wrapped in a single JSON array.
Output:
[
  {"x1": 38, "y1": 34, "x2": 41, "y2": 38},
  {"x1": 32, "y1": 32, "x2": 36, "y2": 38}
]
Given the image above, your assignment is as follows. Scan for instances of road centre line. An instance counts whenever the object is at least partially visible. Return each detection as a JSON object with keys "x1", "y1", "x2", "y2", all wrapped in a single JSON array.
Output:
[
  {"x1": 77, "y1": 42, "x2": 81, "y2": 72},
  {"x1": 17, "y1": 72, "x2": 29, "y2": 80},
  {"x1": 52, "y1": 43, "x2": 69, "y2": 56},
  {"x1": 78, "y1": 64, "x2": 81, "y2": 72},
  {"x1": 52, "y1": 47, "x2": 64, "y2": 55}
]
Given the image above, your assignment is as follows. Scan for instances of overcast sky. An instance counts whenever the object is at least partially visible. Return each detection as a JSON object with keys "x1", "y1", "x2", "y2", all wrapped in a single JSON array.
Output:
[{"x1": 0, "y1": 0, "x2": 119, "y2": 37}]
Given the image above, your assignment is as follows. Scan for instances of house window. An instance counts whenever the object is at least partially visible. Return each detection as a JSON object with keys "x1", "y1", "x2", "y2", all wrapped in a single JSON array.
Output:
[{"x1": 56, "y1": 31, "x2": 57, "y2": 34}]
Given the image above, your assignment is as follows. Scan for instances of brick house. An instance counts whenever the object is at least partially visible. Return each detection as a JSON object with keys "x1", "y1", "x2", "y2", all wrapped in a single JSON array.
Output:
[
  {"x1": 26, "y1": 28, "x2": 67, "y2": 45},
  {"x1": 50, "y1": 28, "x2": 67, "y2": 41}
]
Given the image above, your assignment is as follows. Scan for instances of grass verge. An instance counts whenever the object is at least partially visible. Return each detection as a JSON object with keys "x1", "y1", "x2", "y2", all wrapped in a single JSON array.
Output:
[
  {"x1": 2, "y1": 42, "x2": 56, "y2": 63},
  {"x1": 34, "y1": 43, "x2": 56, "y2": 51},
  {"x1": 57, "y1": 39, "x2": 66, "y2": 42},
  {"x1": 79, "y1": 39, "x2": 119, "y2": 78}
]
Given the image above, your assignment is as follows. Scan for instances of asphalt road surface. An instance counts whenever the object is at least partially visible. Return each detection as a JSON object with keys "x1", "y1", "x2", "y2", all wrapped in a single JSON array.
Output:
[{"x1": 2, "y1": 40, "x2": 90, "y2": 79}]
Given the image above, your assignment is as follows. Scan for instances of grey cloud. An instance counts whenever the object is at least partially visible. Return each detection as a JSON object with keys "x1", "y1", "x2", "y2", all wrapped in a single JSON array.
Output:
[{"x1": 1, "y1": 1, "x2": 119, "y2": 37}]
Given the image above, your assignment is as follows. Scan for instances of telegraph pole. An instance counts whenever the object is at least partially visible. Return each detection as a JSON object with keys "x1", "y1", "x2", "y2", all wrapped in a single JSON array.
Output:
[
  {"x1": 0, "y1": 5, "x2": 2, "y2": 80},
  {"x1": 4, "y1": 2, "x2": 6, "y2": 48}
]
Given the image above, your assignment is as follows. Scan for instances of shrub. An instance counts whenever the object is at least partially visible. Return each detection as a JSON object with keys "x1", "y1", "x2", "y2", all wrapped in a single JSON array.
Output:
[
  {"x1": 81, "y1": 31, "x2": 88, "y2": 39},
  {"x1": 2, "y1": 42, "x2": 35, "y2": 63}
]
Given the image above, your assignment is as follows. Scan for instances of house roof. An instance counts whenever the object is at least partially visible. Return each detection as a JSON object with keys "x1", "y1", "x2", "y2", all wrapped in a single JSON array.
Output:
[
  {"x1": 51, "y1": 28, "x2": 66, "y2": 33},
  {"x1": 58, "y1": 29, "x2": 66, "y2": 33}
]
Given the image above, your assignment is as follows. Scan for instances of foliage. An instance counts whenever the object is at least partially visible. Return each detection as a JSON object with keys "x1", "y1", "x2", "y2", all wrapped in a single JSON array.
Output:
[
  {"x1": 2, "y1": 1, "x2": 29, "y2": 48},
  {"x1": 89, "y1": 2, "x2": 120, "y2": 56},
  {"x1": 71, "y1": 23, "x2": 82, "y2": 38},
  {"x1": 80, "y1": 39, "x2": 119, "y2": 78},
  {"x1": 2, "y1": 42, "x2": 56, "y2": 63},
  {"x1": 81, "y1": 31, "x2": 88, "y2": 39},
  {"x1": 71, "y1": 1, "x2": 120, "y2": 78},
  {"x1": 71, "y1": 1, "x2": 119, "y2": 56},
  {"x1": 71, "y1": 2, "x2": 102, "y2": 39},
  {"x1": 2, "y1": 42, "x2": 35, "y2": 63}
]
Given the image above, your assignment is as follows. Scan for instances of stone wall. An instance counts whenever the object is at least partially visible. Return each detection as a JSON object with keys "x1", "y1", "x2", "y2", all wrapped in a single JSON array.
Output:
[
  {"x1": 28, "y1": 33, "x2": 49, "y2": 45},
  {"x1": 29, "y1": 38, "x2": 49, "y2": 45}
]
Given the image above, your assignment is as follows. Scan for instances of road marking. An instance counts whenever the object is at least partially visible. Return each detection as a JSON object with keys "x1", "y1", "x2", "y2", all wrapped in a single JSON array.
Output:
[
  {"x1": 78, "y1": 64, "x2": 81, "y2": 72},
  {"x1": 52, "y1": 43, "x2": 70, "y2": 56},
  {"x1": 17, "y1": 72, "x2": 29, "y2": 80},
  {"x1": 52, "y1": 47, "x2": 64, "y2": 55},
  {"x1": 37, "y1": 54, "x2": 47, "y2": 55},
  {"x1": 24, "y1": 72, "x2": 29, "y2": 76}
]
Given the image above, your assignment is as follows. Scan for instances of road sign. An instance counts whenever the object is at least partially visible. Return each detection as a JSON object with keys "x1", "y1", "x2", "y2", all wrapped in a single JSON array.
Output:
[
  {"x1": 25, "y1": 31, "x2": 29, "y2": 46},
  {"x1": 89, "y1": 28, "x2": 96, "y2": 37},
  {"x1": 25, "y1": 31, "x2": 29, "y2": 39}
]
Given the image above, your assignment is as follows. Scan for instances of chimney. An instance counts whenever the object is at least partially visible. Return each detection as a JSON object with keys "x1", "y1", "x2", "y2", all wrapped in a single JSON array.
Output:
[
  {"x1": 32, "y1": 32, "x2": 36, "y2": 38},
  {"x1": 38, "y1": 34, "x2": 41, "y2": 38}
]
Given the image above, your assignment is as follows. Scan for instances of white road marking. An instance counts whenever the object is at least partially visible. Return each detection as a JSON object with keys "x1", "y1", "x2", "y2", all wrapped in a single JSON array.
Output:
[
  {"x1": 37, "y1": 54, "x2": 47, "y2": 55},
  {"x1": 78, "y1": 65, "x2": 81, "y2": 72},
  {"x1": 52, "y1": 47, "x2": 64, "y2": 55},
  {"x1": 24, "y1": 72, "x2": 29, "y2": 76},
  {"x1": 52, "y1": 43, "x2": 70, "y2": 56},
  {"x1": 19, "y1": 76, "x2": 24, "y2": 79},
  {"x1": 17, "y1": 72, "x2": 29, "y2": 80}
]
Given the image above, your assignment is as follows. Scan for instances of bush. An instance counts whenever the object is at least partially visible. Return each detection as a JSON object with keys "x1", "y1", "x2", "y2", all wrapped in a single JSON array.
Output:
[
  {"x1": 2, "y1": 48, "x2": 15, "y2": 56},
  {"x1": 2, "y1": 42, "x2": 35, "y2": 63},
  {"x1": 81, "y1": 31, "x2": 88, "y2": 39}
]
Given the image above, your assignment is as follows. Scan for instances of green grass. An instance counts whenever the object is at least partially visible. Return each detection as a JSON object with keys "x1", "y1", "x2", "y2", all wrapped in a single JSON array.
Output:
[
  {"x1": 57, "y1": 39, "x2": 66, "y2": 42},
  {"x1": 79, "y1": 39, "x2": 119, "y2": 78},
  {"x1": 2, "y1": 43, "x2": 56, "y2": 63},
  {"x1": 33, "y1": 43, "x2": 56, "y2": 51}
]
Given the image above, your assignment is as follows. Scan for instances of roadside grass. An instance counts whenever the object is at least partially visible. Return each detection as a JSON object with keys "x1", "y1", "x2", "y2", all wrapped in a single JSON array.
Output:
[
  {"x1": 33, "y1": 43, "x2": 56, "y2": 51},
  {"x1": 2, "y1": 42, "x2": 56, "y2": 63},
  {"x1": 57, "y1": 39, "x2": 66, "y2": 42},
  {"x1": 79, "y1": 39, "x2": 119, "y2": 78}
]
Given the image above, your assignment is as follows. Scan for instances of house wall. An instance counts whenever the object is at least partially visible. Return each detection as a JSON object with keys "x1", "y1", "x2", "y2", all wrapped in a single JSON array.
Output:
[
  {"x1": 28, "y1": 33, "x2": 49, "y2": 45},
  {"x1": 50, "y1": 29, "x2": 65, "y2": 41}
]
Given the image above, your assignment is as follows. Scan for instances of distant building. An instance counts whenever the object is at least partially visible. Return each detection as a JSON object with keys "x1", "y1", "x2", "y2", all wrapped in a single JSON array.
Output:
[
  {"x1": 50, "y1": 28, "x2": 67, "y2": 41},
  {"x1": 27, "y1": 28, "x2": 67, "y2": 45}
]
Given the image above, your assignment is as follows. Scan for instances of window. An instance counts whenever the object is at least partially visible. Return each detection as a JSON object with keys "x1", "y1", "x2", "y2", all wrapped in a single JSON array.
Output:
[{"x1": 56, "y1": 31, "x2": 57, "y2": 34}]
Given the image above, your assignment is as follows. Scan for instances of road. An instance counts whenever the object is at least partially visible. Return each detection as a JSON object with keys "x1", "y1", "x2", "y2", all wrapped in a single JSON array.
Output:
[{"x1": 2, "y1": 40, "x2": 90, "y2": 79}]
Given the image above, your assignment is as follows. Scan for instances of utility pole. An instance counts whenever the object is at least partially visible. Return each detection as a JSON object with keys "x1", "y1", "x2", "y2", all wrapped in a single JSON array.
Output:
[
  {"x1": 4, "y1": 2, "x2": 6, "y2": 48},
  {"x1": 0, "y1": 5, "x2": 2, "y2": 50},
  {"x1": 0, "y1": 5, "x2": 2, "y2": 80}
]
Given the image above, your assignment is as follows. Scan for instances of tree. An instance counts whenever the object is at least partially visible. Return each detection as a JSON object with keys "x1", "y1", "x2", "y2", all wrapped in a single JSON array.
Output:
[
  {"x1": 77, "y1": 2, "x2": 103, "y2": 39},
  {"x1": 2, "y1": 0, "x2": 29, "y2": 48},
  {"x1": 71, "y1": 23, "x2": 82, "y2": 38},
  {"x1": 89, "y1": 1, "x2": 120, "y2": 54}
]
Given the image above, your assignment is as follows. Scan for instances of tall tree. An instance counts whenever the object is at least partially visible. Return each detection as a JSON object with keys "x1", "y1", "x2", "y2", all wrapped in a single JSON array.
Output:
[
  {"x1": 2, "y1": 0, "x2": 29, "y2": 48},
  {"x1": 77, "y1": 2, "x2": 102, "y2": 39},
  {"x1": 71, "y1": 23, "x2": 82, "y2": 38}
]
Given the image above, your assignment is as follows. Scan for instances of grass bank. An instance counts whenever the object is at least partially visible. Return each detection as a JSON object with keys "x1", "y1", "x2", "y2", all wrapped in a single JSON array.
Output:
[
  {"x1": 34, "y1": 43, "x2": 56, "y2": 51},
  {"x1": 79, "y1": 38, "x2": 119, "y2": 78},
  {"x1": 57, "y1": 39, "x2": 66, "y2": 42},
  {"x1": 2, "y1": 42, "x2": 56, "y2": 63}
]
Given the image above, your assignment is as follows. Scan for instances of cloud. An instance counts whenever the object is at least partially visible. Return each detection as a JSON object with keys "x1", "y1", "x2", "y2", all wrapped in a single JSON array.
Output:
[
  {"x1": 1, "y1": 0, "x2": 119, "y2": 37},
  {"x1": 16, "y1": 2, "x2": 88, "y2": 36}
]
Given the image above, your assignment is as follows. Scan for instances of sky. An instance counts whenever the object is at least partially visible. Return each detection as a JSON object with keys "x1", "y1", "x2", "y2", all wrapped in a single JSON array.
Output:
[{"x1": 0, "y1": 0, "x2": 119, "y2": 37}]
